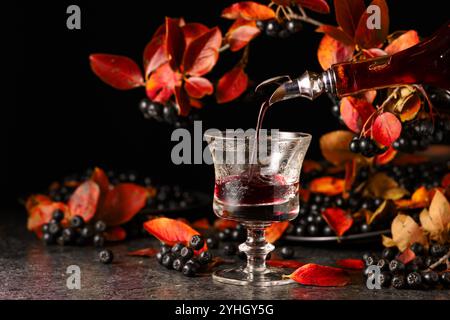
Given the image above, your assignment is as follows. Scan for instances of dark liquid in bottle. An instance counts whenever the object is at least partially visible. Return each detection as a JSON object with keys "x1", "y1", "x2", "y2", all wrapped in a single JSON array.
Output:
[
  {"x1": 332, "y1": 22, "x2": 450, "y2": 97},
  {"x1": 213, "y1": 173, "x2": 299, "y2": 222}
]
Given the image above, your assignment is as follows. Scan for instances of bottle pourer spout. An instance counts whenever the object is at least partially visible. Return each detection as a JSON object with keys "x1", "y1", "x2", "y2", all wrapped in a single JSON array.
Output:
[{"x1": 269, "y1": 71, "x2": 333, "y2": 105}]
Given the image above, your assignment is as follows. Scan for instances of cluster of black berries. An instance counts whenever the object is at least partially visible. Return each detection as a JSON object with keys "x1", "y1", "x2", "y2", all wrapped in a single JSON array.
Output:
[
  {"x1": 363, "y1": 243, "x2": 450, "y2": 289},
  {"x1": 349, "y1": 136, "x2": 387, "y2": 157},
  {"x1": 287, "y1": 191, "x2": 387, "y2": 238},
  {"x1": 41, "y1": 209, "x2": 108, "y2": 248},
  {"x1": 381, "y1": 161, "x2": 448, "y2": 192},
  {"x1": 156, "y1": 235, "x2": 213, "y2": 277},
  {"x1": 392, "y1": 117, "x2": 449, "y2": 153},
  {"x1": 146, "y1": 184, "x2": 198, "y2": 212},
  {"x1": 256, "y1": 19, "x2": 303, "y2": 38},
  {"x1": 139, "y1": 98, "x2": 199, "y2": 127}
]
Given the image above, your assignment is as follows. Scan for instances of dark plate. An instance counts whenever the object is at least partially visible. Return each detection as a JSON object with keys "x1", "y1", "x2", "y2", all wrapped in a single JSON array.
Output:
[{"x1": 284, "y1": 229, "x2": 390, "y2": 243}]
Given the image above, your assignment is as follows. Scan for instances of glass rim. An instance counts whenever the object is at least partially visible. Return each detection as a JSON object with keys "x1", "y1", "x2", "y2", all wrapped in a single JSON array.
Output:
[{"x1": 204, "y1": 130, "x2": 312, "y2": 141}]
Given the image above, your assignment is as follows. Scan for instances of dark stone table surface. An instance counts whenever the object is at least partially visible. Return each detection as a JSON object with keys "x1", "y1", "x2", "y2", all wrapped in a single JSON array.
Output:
[{"x1": 1, "y1": 211, "x2": 449, "y2": 300}]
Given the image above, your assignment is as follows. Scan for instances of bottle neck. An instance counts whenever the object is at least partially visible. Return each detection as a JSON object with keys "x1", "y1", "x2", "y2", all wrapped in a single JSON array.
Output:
[{"x1": 321, "y1": 69, "x2": 337, "y2": 96}]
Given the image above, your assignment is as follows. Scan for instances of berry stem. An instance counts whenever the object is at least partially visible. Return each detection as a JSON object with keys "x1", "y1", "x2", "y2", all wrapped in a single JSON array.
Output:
[
  {"x1": 219, "y1": 43, "x2": 230, "y2": 53},
  {"x1": 427, "y1": 249, "x2": 450, "y2": 271},
  {"x1": 287, "y1": 5, "x2": 324, "y2": 27}
]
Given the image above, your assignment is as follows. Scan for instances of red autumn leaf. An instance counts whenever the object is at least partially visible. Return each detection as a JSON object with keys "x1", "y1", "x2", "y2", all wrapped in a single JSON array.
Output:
[
  {"x1": 26, "y1": 194, "x2": 52, "y2": 213},
  {"x1": 184, "y1": 77, "x2": 214, "y2": 99},
  {"x1": 372, "y1": 112, "x2": 402, "y2": 147},
  {"x1": 340, "y1": 97, "x2": 376, "y2": 133},
  {"x1": 385, "y1": 30, "x2": 420, "y2": 55},
  {"x1": 322, "y1": 208, "x2": 353, "y2": 237},
  {"x1": 316, "y1": 25, "x2": 354, "y2": 46},
  {"x1": 182, "y1": 23, "x2": 210, "y2": 46},
  {"x1": 104, "y1": 226, "x2": 127, "y2": 241},
  {"x1": 227, "y1": 19, "x2": 260, "y2": 52},
  {"x1": 214, "y1": 219, "x2": 238, "y2": 230},
  {"x1": 191, "y1": 218, "x2": 211, "y2": 230},
  {"x1": 146, "y1": 63, "x2": 182, "y2": 103},
  {"x1": 309, "y1": 177, "x2": 345, "y2": 196},
  {"x1": 28, "y1": 202, "x2": 69, "y2": 237},
  {"x1": 89, "y1": 54, "x2": 144, "y2": 90},
  {"x1": 317, "y1": 34, "x2": 354, "y2": 70},
  {"x1": 183, "y1": 27, "x2": 222, "y2": 77},
  {"x1": 333, "y1": 0, "x2": 365, "y2": 37},
  {"x1": 267, "y1": 260, "x2": 305, "y2": 269},
  {"x1": 90, "y1": 167, "x2": 110, "y2": 196},
  {"x1": 287, "y1": 263, "x2": 350, "y2": 287},
  {"x1": 395, "y1": 186, "x2": 429, "y2": 210},
  {"x1": 97, "y1": 183, "x2": 148, "y2": 226},
  {"x1": 296, "y1": 0, "x2": 330, "y2": 14},
  {"x1": 265, "y1": 221, "x2": 289, "y2": 243},
  {"x1": 336, "y1": 259, "x2": 365, "y2": 270},
  {"x1": 442, "y1": 173, "x2": 450, "y2": 189},
  {"x1": 399, "y1": 94, "x2": 421, "y2": 122},
  {"x1": 362, "y1": 48, "x2": 387, "y2": 58},
  {"x1": 143, "y1": 29, "x2": 168, "y2": 77},
  {"x1": 354, "y1": 0, "x2": 389, "y2": 49},
  {"x1": 374, "y1": 146, "x2": 397, "y2": 165},
  {"x1": 397, "y1": 248, "x2": 416, "y2": 264},
  {"x1": 144, "y1": 217, "x2": 205, "y2": 249},
  {"x1": 127, "y1": 247, "x2": 159, "y2": 257},
  {"x1": 174, "y1": 85, "x2": 192, "y2": 116},
  {"x1": 166, "y1": 17, "x2": 186, "y2": 70},
  {"x1": 68, "y1": 181, "x2": 100, "y2": 223},
  {"x1": 222, "y1": 2, "x2": 275, "y2": 21},
  {"x1": 216, "y1": 66, "x2": 249, "y2": 103}
]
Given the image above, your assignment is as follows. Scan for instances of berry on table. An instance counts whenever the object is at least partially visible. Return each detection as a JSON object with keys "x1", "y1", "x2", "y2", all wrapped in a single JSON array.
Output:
[
  {"x1": 389, "y1": 260, "x2": 405, "y2": 274},
  {"x1": 378, "y1": 272, "x2": 392, "y2": 288},
  {"x1": 42, "y1": 233, "x2": 55, "y2": 245},
  {"x1": 161, "y1": 253, "x2": 175, "y2": 269},
  {"x1": 377, "y1": 258, "x2": 389, "y2": 271},
  {"x1": 99, "y1": 249, "x2": 114, "y2": 264},
  {"x1": 160, "y1": 244, "x2": 172, "y2": 256},
  {"x1": 440, "y1": 272, "x2": 450, "y2": 287},
  {"x1": 48, "y1": 222, "x2": 62, "y2": 236},
  {"x1": 430, "y1": 243, "x2": 447, "y2": 257},
  {"x1": 172, "y1": 258, "x2": 185, "y2": 272},
  {"x1": 422, "y1": 271, "x2": 439, "y2": 286},
  {"x1": 93, "y1": 234, "x2": 105, "y2": 248},
  {"x1": 42, "y1": 223, "x2": 50, "y2": 234},
  {"x1": 70, "y1": 215, "x2": 85, "y2": 228},
  {"x1": 189, "y1": 235, "x2": 205, "y2": 251},
  {"x1": 406, "y1": 272, "x2": 422, "y2": 289},
  {"x1": 182, "y1": 262, "x2": 198, "y2": 277},
  {"x1": 171, "y1": 243, "x2": 184, "y2": 256},
  {"x1": 198, "y1": 251, "x2": 213, "y2": 265},
  {"x1": 381, "y1": 247, "x2": 398, "y2": 261},
  {"x1": 391, "y1": 275, "x2": 406, "y2": 289},
  {"x1": 180, "y1": 247, "x2": 194, "y2": 260},
  {"x1": 156, "y1": 252, "x2": 164, "y2": 264},
  {"x1": 80, "y1": 226, "x2": 94, "y2": 239},
  {"x1": 95, "y1": 220, "x2": 107, "y2": 233},
  {"x1": 206, "y1": 237, "x2": 218, "y2": 249}
]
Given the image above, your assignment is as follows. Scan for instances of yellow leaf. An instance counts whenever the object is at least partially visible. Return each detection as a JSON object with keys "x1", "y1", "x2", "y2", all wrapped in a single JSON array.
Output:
[
  {"x1": 428, "y1": 190, "x2": 450, "y2": 231},
  {"x1": 391, "y1": 214, "x2": 427, "y2": 251},
  {"x1": 382, "y1": 235, "x2": 396, "y2": 247},
  {"x1": 382, "y1": 187, "x2": 409, "y2": 200}
]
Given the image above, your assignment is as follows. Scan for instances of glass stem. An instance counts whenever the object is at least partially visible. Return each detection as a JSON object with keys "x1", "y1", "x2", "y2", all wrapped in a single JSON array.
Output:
[{"x1": 240, "y1": 224, "x2": 274, "y2": 275}]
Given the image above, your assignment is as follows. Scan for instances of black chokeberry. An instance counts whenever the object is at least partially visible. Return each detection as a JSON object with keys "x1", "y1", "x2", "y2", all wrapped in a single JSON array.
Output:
[
  {"x1": 171, "y1": 243, "x2": 184, "y2": 256},
  {"x1": 206, "y1": 237, "x2": 218, "y2": 249},
  {"x1": 349, "y1": 137, "x2": 360, "y2": 153},
  {"x1": 377, "y1": 258, "x2": 389, "y2": 271},
  {"x1": 156, "y1": 252, "x2": 164, "y2": 264},
  {"x1": 265, "y1": 20, "x2": 280, "y2": 37},
  {"x1": 160, "y1": 244, "x2": 172, "y2": 256},
  {"x1": 389, "y1": 260, "x2": 405, "y2": 274},
  {"x1": 381, "y1": 247, "x2": 398, "y2": 261},
  {"x1": 378, "y1": 272, "x2": 392, "y2": 288},
  {"x1": 189, "y1": 235, "x2": 205, "y2": 251},
  {"x1": 80, "y1": 226, "x2": 94, "y2": 239},
  {"x1": 182, "y1": 262, "x2": 198, "y2": 277},
  {"x1": 231, "y1": 229, "x2": 245, "y2": 242},
  {"x1": 391, "y1": 275, "x2": 406, "y2": 289},
  {"x1": 52, "y1": 209, "x2": 65, "y2": 222},
  {"x1": 406, "y1": 272, "x2": 422, "y2": 289},
  {"x1": 42, "y1": 233, "x2": 55, "y2": 245},
  {"x1": 163, "y1": 105, "x2": 178, "y2": 124},
  {"x1": 198, "y1": 251, "x2": 213, "y2": 265},
  {"x1": 42, "y1": 223, "x2": 50, "y2": 234},
  {"x1": 364, "y1": 255, "x2": 377, "y2": 267},
  {"x1": 62, "y1": 228, "x2": 77, "y2": 243},
  {"x1": 256, "y1": 20, "x2": 266, "y2": 31},
  {"x1": 70, "y1": 215, "x2": 85, "y2": 228},
  {"x1": 223, "y1": 243, "x2": 237, "y2": 256},
  {"x1": 180, "y1": 246, "x2": 194, "y2": 260},
  {"x1": 95, "y1": 220, "x2": 107, "y2": 233},
  {"x1": 99, "y1": 249, "x2": 114, "y2": 264},
  {"x1": 146, "y1": 102, "x2": 164, "y2": 122},
  {"x1": 322, "y1": 225, "x2": 333, "y2": 236},
  {"x1": 48, "y1": 222, "x2": 62, "y2": 235},
  {"x1": 286, "y1": 19, "x2": 302, "y2": 33},
  {"x1": 172, "y1": 258, "x2": 185, "y2": 271},
  {"x1": 161, "y1": 253, "x2": 175, "y2": 269},
  {"x1": 280, "y1": 246, "x2": 294, "y2": 259},
  {"x1": 307, "y1": 224, "x2": 319, "y2": 236},
  {"x1": 93, "y1": 234, "x2": 105, "y2": 248},
  {"x1": 440, "y1": 272, "x2": 450, "y2": 287},
  {"x1": 422, "y1": 271, "x2": 439, "y2": 286},
  {"x1": 430, "y1": 243, "x2": 447, "y2": 257},
  {"x1": 360, "y1": 223, "x2": 371, "y2": 233},
  {"x1": 295, "y1": 225, "x2": 306, "y2": 236}
]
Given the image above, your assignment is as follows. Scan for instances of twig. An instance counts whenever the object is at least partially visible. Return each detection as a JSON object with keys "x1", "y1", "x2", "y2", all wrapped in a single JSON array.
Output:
[
  {"x1": 379, "y1": 87, "x2": 401, "y2": 111},
  {"x1": 286, "y1": 5, "x2": 324, "y2": 27},
  {"x1": 219, "y1": 43, "x2": 230, "y2": 53},
  {"x1": 427, "y1": 249, "x2": 450, "y2": 271}
]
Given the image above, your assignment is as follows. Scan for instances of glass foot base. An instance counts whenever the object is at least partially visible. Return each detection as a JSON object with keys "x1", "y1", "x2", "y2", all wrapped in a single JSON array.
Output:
[{"x1": 212, "y1": 266, "x2": 294, "y2": 287}]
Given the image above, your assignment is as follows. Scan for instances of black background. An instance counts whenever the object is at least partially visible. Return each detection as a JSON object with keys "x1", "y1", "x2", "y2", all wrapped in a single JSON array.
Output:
[{"x1": 8, "y1": 1, "x2": 448, "y2": 209}]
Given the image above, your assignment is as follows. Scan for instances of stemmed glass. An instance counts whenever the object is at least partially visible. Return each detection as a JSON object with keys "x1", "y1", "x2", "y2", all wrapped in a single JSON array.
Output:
[{"x1": 205, "y1": 130, "x2": 311, "y2": 286}]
